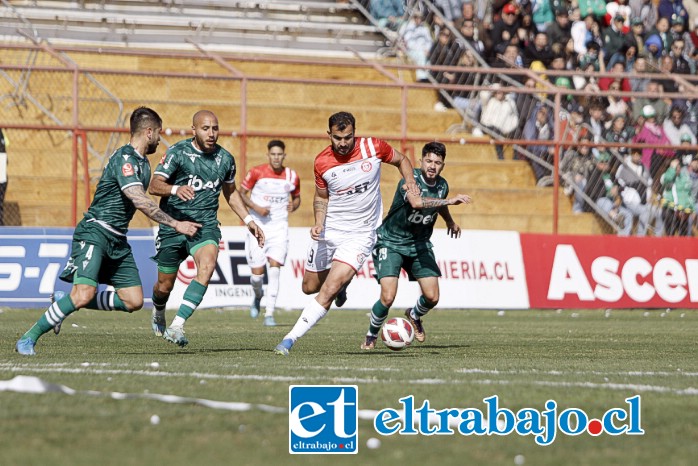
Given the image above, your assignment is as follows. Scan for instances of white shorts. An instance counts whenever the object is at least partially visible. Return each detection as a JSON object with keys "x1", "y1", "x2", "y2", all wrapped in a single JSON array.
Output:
[
  {"x1": 245, "y1": 226, "x2": 289, "y2": 268},
  {"x1": 305, "y1": 229, "x2": 376, "y2": 273}
]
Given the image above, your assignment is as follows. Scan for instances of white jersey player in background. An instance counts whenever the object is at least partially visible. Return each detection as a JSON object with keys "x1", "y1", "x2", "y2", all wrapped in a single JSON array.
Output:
[
  {"x1": 240, "y1": 139, "x2": 301, "y2": 327},
  {"x1": 274, "y1": 111, "x2": 419, "y2": 355}
]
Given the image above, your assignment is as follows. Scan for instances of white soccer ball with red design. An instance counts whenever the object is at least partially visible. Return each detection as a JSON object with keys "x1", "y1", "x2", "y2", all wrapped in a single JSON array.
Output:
[{"x1": 380, "y1": 317, "x2": 415, "y2": 351}]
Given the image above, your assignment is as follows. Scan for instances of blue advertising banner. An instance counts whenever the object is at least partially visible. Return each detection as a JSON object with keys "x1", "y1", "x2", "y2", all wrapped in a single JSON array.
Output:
[{"x1": 0, "y1": 227, "x2": 157, "y2": 308}]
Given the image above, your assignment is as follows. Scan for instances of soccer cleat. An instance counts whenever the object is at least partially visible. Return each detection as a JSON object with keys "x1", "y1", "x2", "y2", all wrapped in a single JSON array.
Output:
[
  {"x1": 263, "y1": 315, "x2": 277, "y2": 327},
  {"x1": 152, "y1": 309, "x2": 166, "y2": 336},
  {"x1": 334, "y1": 284, "x2": 348, "y2": 307},
  {"x1": 250, "y1": 292, "x2": 263, "y2": 319},
  {"x1": 405, "y1": 309, "x2": 426, "y2": 343},
  {"x1": 163, "y1": 326, "x2": 188, "y2": 348},
  {"x1": 360, "y1": 335, "x2": 377, "y2": 350},
  {"x1": 15, "y1": 336, "x2": 36, "y2": 356},
  {"x1": 51, "y1": 291, "x2": 66, "y2": 335},
  {"x1": 274, "y1": 338, "x2": 294, "y2": 356}
]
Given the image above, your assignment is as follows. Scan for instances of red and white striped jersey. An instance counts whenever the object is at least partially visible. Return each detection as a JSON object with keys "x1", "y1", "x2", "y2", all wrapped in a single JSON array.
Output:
[
  {"x1": 314, "y1": 137, "x2": 395, "y2": 233},
  {"x1": 242, "y1": 164, "x2": 300, "y2": 224}
]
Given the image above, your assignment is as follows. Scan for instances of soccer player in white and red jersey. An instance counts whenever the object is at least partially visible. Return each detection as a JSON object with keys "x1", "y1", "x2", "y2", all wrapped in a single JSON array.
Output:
[
  {"x1": 274, "y1": 111, "x2": 420, "y2": 355},
  {"x1": 240, "y1": 140, "x2": 301, "y2": 327}
]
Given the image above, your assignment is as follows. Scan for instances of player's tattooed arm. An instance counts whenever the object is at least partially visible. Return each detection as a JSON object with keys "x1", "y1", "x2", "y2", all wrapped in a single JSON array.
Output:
[
  {"x1": 407, "y1": 193, "x2": 472, "y2": 209},
  {"x1": 310, "y1": 188, "x2": 328, "y2": 240},
  {"x1": 124, "y1": 185, "x2": 175, "y2": 225},
  {"x1": 313, "y1": 189, "x2": 328, "y2": 222},
  {"x1": 123, "y1": 185, "x2": 201, "y2": 236},
  {"x1": 313, "y1": 198, "x2": 327, "y2": 215},
  {"x1": 421, "y1": 197, "x2": 453, "y2": 208}
]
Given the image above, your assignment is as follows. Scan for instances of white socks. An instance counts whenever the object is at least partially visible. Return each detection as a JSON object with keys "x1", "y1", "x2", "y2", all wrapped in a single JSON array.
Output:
[
  {"x1": 265, "y1": 267, "x2": 280, "y2": 317},
  {"x1": 283, "y1": 298, "x2": 328, "y2": 343},
  {"x1": 250, "y1": 273, "x2": 264, "y2": 299},
  {"x1": 172, "y1": 316, "x2": 186, "y2": 328}
]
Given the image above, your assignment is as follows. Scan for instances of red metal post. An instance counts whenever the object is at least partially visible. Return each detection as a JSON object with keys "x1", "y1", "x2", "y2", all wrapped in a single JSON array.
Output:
[
  {"x1": 552, "y1": 94, "x2": 561, "y2": 234},
  {"x1": 72, "y1": 63, "x2": 80, "y2": 226},
  {"x1": 239, "y1": 77, "x2": 248, "y2": 218},
  {"x1": 79, "y1": 130, "x2": 91, "y2": 211},
  {"x1": 401, "y1": 84, "x2": 408, "y2": 154},
  {"x1": 71, "y1": 131, "x2": 78, "y2": 226}
]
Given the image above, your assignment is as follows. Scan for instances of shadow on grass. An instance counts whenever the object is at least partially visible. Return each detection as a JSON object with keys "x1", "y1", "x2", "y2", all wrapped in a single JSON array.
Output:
[{"x1": 346, "y1": 343, "x2": 471, "y2": 356}]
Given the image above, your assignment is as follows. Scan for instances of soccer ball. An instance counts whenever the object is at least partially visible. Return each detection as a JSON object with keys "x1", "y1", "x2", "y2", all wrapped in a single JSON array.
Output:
[{"x1": 381, "y1": 317, "x2": 414, "y2": 351}]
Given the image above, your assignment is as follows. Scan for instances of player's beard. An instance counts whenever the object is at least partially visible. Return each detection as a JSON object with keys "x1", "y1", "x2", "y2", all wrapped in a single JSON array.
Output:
[
  {"x1": 195, "y1": 136, "x2": 217, "y2": 153},
  {"x1": 332, "y1": 140, "x2": 354, "y2": 156},
  {"x1": 422, "y1": 166, "x2": 441, "y2": 184},
  {"x1": 145, "y1": 139, "x2": 160, "y2": 155}
]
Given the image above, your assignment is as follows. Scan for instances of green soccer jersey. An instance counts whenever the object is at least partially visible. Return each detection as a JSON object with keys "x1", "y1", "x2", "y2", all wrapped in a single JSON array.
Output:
[
  {"x1": 84, "y1": 144, "x2": 151, "y2": 236},
  {"x1": 376, "y1": 168, "x2": 449, "y2": 255},
  {"x1": 153, "y1": 138, "x2": 236, "y2": 231}
]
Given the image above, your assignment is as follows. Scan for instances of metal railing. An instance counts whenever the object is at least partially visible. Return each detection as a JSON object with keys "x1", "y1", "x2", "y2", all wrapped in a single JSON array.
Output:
[{"x1": 0, "y1": 42, "x2": 696, "y2": 235}]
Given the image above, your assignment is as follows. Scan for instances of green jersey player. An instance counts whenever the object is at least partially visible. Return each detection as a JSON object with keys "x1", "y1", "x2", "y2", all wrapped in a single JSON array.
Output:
[
  {"x1": 16, "y1": 107, "x2": 202, "y2": 356},
  {"x1": 148, "y1": 110, "x2": 264, "y2": 348},
  {"x1": 361, "y1": 141, "x2": 471, "y2": 350}
]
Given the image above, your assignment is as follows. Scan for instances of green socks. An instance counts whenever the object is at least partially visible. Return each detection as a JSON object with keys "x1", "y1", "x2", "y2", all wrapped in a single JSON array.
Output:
[
  {"x1": 24, "y1": 294, "x2": 77, "y2": 341},
  {"x1": 86, "y1": 291, "x2": 128, "y2": 311},
  {"x1": 176, "y1": 280, "x2": 207, "y2": 321},
  {"x1": 368, "y1": 300, "x2": 390, "y2": 336}
]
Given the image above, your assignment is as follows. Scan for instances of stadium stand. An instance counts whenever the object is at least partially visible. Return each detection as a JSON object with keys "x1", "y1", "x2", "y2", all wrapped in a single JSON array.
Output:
[
  {"x1": 4, "y1": 0, "x2": 690, "y2": 235},
  {"x1": 0, "y1": 0, "x2": 387, "y2": 56}
]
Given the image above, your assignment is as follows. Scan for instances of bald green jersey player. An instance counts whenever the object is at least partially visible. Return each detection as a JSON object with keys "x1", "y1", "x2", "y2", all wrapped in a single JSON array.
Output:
[
  {"x1": 148, "y1": 110, "x2": 264, "y2": 347},
  {"x1": 361, "y1": 141, "x2": 471, "y2": 350},
  {"x1": 15, "y1": 107, "x2": 202, "y2": 356}
]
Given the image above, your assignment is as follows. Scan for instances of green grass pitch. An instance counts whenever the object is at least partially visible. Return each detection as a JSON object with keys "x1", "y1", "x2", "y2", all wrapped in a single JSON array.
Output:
[{"x1": 1, "y1": 307, "x2": 697, "y2": 466}]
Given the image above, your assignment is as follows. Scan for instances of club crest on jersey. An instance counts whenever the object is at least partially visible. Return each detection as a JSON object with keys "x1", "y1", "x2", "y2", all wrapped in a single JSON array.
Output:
[
  {"x1": 184, "y1": 151, "x2": 199, "y2": 164},
  {"x1": 361, "y1": 161, "x2": 372, "y2": 172},
  {"x1": 122, "y1": 163, "x2": 134, "y2": 176}
]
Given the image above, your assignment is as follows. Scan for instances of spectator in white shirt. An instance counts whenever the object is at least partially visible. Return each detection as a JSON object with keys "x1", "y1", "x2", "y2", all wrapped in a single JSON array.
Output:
[{"x1": 663, "y1": 106, "x2": 696, "y2": 146}]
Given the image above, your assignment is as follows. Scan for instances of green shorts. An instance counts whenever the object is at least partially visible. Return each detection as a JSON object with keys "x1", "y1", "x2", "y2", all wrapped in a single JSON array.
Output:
[
  {"x1": 372, "y1": 243, "x2": 441, "y2": 282},
  {"x1": 151, "y1": 224, "x2": 222, "y2": 274},
  {"x1": 59, "y1": 220, "x2": 142, "y2": 289}
]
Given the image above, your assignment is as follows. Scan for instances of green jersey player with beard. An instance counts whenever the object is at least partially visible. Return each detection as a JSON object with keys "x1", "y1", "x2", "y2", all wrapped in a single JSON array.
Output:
[
  {"x1": 148, "y1": 110, "x2": 264, "y2": 348},
  {"x1": 361, "y1": 141, "x2": 472, "y2": 350},
  {"x1": 16, "y1": 107, "x2": 202, "y2": 356}
]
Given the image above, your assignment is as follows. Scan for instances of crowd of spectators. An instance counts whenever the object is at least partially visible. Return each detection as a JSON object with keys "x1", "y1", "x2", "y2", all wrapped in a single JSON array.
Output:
[{"x1": 385, "y1": 0, "x2": 698, "y2": 236}]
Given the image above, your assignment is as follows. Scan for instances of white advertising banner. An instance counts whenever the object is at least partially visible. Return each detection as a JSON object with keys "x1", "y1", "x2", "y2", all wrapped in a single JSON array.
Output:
[{"x1": 165, "y1": 227, "x2": 530, "y2": 310}]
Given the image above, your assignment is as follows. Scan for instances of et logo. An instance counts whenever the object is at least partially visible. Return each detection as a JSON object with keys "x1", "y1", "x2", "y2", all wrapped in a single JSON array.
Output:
[{"x1": 288, "y1": 385, "x2": 358, "y2": 454}]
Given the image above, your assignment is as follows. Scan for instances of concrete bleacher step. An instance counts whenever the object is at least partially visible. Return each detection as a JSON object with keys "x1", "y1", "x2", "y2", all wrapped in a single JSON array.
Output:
[
  {"x1": 443, "y1": 161, "x2": 534, "y2": 189},
  {"x1": 1, "y1": 0, "x2": 386, "y2": 56}
]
